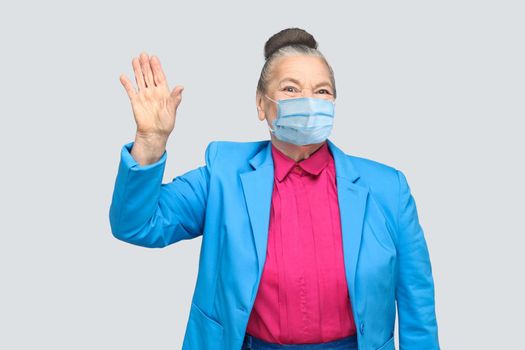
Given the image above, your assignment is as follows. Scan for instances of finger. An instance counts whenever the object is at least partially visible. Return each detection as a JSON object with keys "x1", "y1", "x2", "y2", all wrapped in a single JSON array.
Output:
[
  {"x1": 170, "y1": 85, "x2": 185, "y2": 107},
  {"x1": 139, "y1": 51, "x2": 155, "y2": 88},
  {"x1": 150, "y1": 55, "x2": 168, "y2": 88},
  {"x1": 119, "y1": 74, "x2": 137, "y2": 100},
  {"x1": 132, "y1": 57, "x2": 146, "y2": 91}
]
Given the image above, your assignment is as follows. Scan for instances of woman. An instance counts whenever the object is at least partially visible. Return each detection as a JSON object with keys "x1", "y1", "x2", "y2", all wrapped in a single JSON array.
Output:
[{"x1": 109, "y1": 28, "x2": 440, "y2": 350}]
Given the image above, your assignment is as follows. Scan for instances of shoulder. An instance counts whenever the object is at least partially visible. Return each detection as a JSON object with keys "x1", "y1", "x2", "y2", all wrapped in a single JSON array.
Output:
[
  {"x1": 347, "y1": 153, "x2": 414, "y2": 198},
  {"x1": 213, "y1": 139, "x2": 267, "y2": 152},
  {"x1": 203, "y1": 139, "x2": 269, "y2": 169},
  {"x1": 348, "y1": 153, "x2": 400, "y2": 184},
  {"x1": 205, "y1": 139, "x2": 268, "y2": 159},
  {"x1": 344, "y1": 152, "x2": 404, "y2": 216}
]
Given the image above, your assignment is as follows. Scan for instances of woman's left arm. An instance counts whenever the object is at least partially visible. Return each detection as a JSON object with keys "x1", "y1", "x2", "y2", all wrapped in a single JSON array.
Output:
[{"x1": 395, "y1": 169, "x2": 441, "y2": 350}]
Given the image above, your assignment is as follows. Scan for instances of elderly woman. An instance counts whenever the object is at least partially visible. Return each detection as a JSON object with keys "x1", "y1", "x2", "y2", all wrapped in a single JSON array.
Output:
[{"x1": 109, "y1": 28, "x2": 440, "y2": 350}]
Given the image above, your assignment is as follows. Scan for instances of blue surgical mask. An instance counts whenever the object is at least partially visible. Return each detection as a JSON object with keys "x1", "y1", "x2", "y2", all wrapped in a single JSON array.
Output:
[{"x1": 264, "y1": 95, "x2": 336, "y2": 146}]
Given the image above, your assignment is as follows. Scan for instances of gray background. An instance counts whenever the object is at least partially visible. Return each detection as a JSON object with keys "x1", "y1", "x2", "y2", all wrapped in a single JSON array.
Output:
[{"x1": 1, "y1": 0, "x2": 523, "y2": 348}]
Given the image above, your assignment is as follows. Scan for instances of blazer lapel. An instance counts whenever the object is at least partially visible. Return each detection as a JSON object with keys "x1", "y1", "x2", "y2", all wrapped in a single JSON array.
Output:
[
  {"x1": 327, "y1": 138, "x2": 369, "y2": 305},
  {"x1": 239, "y1": 139, "x2": 369, "y2": 305},
  {"x1": 239, "y1": 141, "x2": 274, "y2": 282}
]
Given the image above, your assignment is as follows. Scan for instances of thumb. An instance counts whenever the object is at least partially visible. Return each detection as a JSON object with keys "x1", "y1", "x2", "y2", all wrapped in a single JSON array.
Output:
[{"x1": 170, "y1": 85, "x2": 184, "y2": 102}]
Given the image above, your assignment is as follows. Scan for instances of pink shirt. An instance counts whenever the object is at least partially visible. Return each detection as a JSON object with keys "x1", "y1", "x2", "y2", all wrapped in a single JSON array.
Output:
[{"x1": 245, "y1": 141, "x2": 357, "y2": 344}]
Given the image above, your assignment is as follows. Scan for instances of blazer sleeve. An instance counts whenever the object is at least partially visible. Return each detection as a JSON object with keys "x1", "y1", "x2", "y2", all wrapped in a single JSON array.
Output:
[
  {"x1": 108, "y1": 140, "x2": 219, "y2": 248},
  {"x1": 395, "y1": 169, "x2": 440, "y2": 349}
]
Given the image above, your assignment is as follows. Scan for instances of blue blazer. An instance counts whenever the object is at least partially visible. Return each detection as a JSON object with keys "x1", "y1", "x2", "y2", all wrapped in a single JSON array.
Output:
[{"x1": 109, "y1": 138, "x2": 440, "y2": 350}]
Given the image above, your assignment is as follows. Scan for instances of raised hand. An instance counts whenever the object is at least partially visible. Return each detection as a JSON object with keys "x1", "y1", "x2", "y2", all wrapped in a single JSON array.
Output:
[
  {"x1": 119, "y1": 52, "x2": 184, "y2": 165},
  {"x1": 120, "y1": 52, "x2": 184, "y2": 140}
]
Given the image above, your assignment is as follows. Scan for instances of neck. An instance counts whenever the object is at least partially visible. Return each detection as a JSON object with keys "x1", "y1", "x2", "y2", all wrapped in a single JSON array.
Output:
[{"x1": 270, "y1": 134, "x2": 325, "y2": 162}]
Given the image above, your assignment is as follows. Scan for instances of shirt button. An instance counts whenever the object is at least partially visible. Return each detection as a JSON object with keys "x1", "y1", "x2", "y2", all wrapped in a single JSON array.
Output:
[
  {"x1": 293, "y1": 165, "x2": 302, "y2": 174},
  {"x1": 360, "y1": 322, "x2": 365, "y2": 335}
]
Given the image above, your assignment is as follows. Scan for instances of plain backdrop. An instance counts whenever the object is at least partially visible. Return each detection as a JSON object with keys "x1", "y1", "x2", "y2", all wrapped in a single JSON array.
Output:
[{"x1": 1, "y1": 0, "x2": 523, "y2": 349}]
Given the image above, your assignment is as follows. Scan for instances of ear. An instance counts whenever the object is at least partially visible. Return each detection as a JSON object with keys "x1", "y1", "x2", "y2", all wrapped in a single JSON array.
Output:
[{"x1": 255, "y1": 93, "x2": 266, "y2": 121}]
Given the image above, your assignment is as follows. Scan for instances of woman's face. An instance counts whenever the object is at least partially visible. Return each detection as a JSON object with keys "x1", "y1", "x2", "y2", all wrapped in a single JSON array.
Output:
[{"x1": 256, "y1": 55, "x2": 335, "y2": 129}]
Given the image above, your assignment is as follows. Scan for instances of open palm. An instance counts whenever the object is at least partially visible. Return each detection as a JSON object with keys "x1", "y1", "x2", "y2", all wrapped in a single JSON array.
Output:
[{"x1": 119, "y1": 52, "x2": 184, "y2": 139}]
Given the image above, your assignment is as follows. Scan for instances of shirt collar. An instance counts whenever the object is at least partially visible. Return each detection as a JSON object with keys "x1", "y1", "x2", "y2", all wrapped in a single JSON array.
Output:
[{"x1": 271, "y1": 141, "x2": 332, "y2": 182}]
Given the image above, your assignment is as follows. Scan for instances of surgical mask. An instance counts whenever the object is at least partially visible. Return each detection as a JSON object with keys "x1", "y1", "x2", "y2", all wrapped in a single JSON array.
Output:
[{"x1": 264, "y1": 95, "x2": 336, "y2": 146}]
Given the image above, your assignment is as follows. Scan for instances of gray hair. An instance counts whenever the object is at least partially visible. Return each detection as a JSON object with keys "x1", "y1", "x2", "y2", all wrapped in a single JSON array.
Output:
[{"x1": 256, "y1": 43, "x2": 337, "y2": 99}]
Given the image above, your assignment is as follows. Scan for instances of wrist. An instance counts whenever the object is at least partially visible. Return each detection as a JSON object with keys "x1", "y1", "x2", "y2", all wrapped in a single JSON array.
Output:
[
  {"x1": 132, "y1": 133, "x2": 167, "y2": 166},
  {"x1": 135, "y1": 131, "x2": 168, "y2": 146}
]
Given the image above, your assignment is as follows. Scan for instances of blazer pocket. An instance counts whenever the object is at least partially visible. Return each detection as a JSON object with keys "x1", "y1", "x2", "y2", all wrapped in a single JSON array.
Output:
[
  {"x1": 184, "y1": 302, "x2": 224, "y2": 349},
  {"x1": 365, "y1": 219, "x2": 397, "y2": 253},
  {"x1": 364, "y1": 196, "x2": 397, "y2": 252},
  {"x1": 375, "y1": 334, "x2": 395, "y2": 350}
]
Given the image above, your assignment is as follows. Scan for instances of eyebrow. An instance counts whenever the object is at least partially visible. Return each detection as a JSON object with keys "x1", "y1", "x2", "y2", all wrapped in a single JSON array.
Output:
[{"x1": 279, "y1": 77, "x2": 333, "y2": 89}]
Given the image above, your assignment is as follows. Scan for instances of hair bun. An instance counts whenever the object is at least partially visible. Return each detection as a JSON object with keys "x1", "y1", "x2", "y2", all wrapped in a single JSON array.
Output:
[{"x1": 264, "y1": 27, "x2": 318, "y2": 60}]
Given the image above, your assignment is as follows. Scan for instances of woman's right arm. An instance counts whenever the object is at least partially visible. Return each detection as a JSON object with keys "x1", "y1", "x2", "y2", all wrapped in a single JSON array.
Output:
[
  {"x1": 108, "y1": 139, "x2": 218, "y2": 248},
  {"x1": 108, "y1": 52, "x2": 214, "y2": 248}
]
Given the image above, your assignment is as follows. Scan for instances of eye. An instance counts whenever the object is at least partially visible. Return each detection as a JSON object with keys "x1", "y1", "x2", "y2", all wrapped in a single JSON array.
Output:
[
  {"x1": 317, "y1": 89, "x2": 332, "y2": 95},
  {"x1": 283, "y1": 86, "x2": 299, "y2": 93}
]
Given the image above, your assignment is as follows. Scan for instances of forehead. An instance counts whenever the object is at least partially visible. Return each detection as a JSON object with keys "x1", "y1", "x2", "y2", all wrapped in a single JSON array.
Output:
[{"x1": 271, "y1": 55, "x2": 331, "y2": 85}]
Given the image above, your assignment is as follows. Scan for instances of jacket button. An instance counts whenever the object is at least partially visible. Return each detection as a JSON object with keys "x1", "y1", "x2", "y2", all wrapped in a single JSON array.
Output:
[{"x1": 360, "y1": 322, "x2": 365, "y2": 335}]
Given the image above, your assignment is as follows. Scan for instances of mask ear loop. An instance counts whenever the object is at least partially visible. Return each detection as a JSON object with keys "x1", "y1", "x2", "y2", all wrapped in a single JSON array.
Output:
[
  {"x1": 264, "y1": 95, "x2": 279, "y2": 133},
  {"x1": 262, "y1": 95, "x2": 277, "y2": 134},
  {"x1": 264, "y1": 94, "x2": 279, "y2": 104}
]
